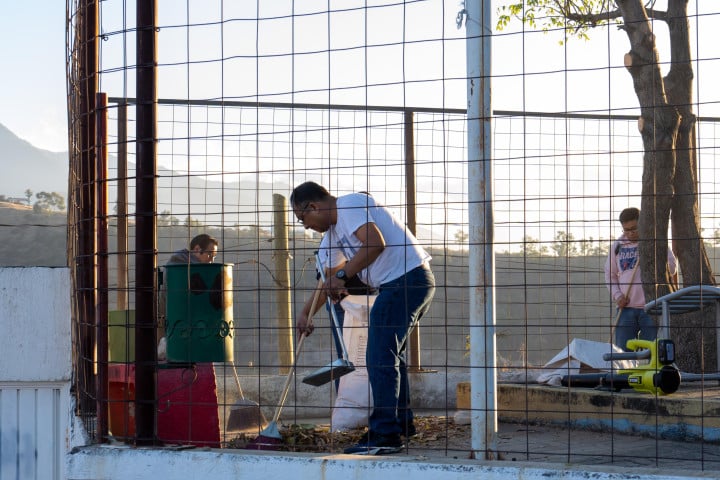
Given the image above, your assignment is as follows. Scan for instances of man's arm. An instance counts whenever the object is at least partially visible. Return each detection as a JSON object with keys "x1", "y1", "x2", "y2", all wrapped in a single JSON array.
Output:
[
  {"x1": 604, "y1": 246, "x2": 626, "y2": 307},
  {"x1": 325, "y1": 222, "x2": 385, "y2": 299},
  {"x1": 344, "y1": 222, "x2": 385, "y2": 276},
  {"x1": 603, "y1": 250, "x2": 615, "y2": 293},
  {"x1": 297, "y1": 285, "x2": 324, "y2": 336}
]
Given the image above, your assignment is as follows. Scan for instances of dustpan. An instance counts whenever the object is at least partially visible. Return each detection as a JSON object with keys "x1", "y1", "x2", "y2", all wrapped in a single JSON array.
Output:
[
  {"x1": 226, "y1": 363, "x2": 267, "y2": 431},
  {"x1": 246, "y1": 324, "x2": 311, "y2": 449},
  {"x1": 302, "y1": 252, "x2": 355, "y2": 387},
  {"x1": 303, "y1": 357, "x2": 355, "y2": 387}
]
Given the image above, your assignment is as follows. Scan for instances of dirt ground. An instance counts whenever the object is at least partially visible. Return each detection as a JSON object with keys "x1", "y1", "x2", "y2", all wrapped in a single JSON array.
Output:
[
  {"x1": 223, "y1": 415, "x2": 720, "y2": 472},
  {"x1": 224, "y1": 415, "x2": 472, "y2": 457}
]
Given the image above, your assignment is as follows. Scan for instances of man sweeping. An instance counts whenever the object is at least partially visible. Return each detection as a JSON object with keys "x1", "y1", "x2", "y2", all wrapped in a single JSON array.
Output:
[{"x1": 291, "y1": 181, "x2": 435, "y2": 455}]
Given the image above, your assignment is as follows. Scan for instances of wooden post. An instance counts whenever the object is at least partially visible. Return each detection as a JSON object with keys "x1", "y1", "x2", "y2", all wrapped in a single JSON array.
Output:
[
  {"x1": 273, "y1": 194, "x2": 293, "y2": 374},
  {"x1": 404, "y1": 110, "x2": 423, "y2": 372}
]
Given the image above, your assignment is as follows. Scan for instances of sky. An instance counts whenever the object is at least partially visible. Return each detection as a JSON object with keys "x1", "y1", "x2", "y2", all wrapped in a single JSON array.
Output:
[
  {"x1": 2, "y1": 1, "x2": 719, "y2": 247},
  {"x1": 3, "y1": 1, "x2": 716, "y2": 152},
  {"x1": 0, "y1": 1, "x2": 69, "y2": 153}
]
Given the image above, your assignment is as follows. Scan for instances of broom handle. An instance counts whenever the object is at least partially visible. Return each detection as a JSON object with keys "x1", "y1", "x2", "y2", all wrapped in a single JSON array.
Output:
[
  {"x1": 272, "y1": 333, "x2": 306, "y2": 423},
  {"x1": 614, "y1": 262, "x2": 640, "y2": 323},
  {"x1": 271, "y1": 279, "x2": 323, "y2": 423},
  {"x1": 231, "y1": 363, "x2": 245, "y2": 400},
  {"x1": 306, "y1": 278, "x2": 323, "y2": 330},
  {"x1": 314, "y1": 252, "x2": 352, "y2": 362}
]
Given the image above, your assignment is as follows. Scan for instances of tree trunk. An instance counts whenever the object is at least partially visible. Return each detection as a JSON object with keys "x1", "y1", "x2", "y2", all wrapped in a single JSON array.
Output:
[
  {"x1": 617, "y1": 0, "x2": 676, "y2": 298},
  {"x1": 617, "y1": 0, "x2": 716, "y2": 372},
  {"x1": 664, "y1": 0, "x2": 717, "y2": 372},
  {"x1": 664, "y1": 0, "x2": 714, "y2": 288}
]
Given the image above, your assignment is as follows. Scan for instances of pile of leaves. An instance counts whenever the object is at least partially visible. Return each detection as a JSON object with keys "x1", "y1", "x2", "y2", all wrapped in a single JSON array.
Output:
[{"x1": 224, "y1": 416, "x2": 470, "y2": 453}]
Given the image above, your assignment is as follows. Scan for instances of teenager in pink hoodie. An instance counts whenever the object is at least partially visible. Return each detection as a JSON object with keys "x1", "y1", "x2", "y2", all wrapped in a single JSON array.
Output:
[{"x1": 604, "y1": 208, "x2": 677, "y2": 351}]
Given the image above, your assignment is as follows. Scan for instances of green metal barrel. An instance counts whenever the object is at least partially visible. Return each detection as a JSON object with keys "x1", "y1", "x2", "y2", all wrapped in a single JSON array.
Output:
[{"x1": 165, "y1": 263, "x2": 234, "y2": 363}]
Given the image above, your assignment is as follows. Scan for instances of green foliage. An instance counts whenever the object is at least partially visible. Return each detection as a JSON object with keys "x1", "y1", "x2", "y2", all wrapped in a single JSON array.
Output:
[
  {"x1": 33, "y1": 191, "x2": 66, "y2": 213},
  {"x1": 580, "y1": 236, "x2": 609, "y2": 256},
  {"x1": 518, "y1": 233, "x2": 609, "y2": 257},
  {"x1": 454, "y1": 229, "x2": 469, "y2": 246},
  {"x1": 551, "y1": 230, "x2": 579, "y2": 257},
  {"x1": 705, "y1": 227, "x2": 720, "y2": 249},
  {"x1": 158, "y1": 210, "x2": 180, "y2": 226},
  {"x1": 520, "y1": 235, "x2": 549, "y2": 256},
  {"x1": 183, "y1": 216, "x2": 203, "y2": 227},
  {"x1": 496, "y1": 0, "x2": 619, "y2": 44}
]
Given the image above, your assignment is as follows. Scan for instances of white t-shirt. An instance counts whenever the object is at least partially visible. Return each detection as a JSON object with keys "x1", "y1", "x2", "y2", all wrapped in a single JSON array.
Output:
[
  {"x1": 604, "y1": 235, "x2": 677, "y2": 308},
  {"x1": 318, "y1": 231, "x2": 347, "y2": 273},
  {"x1": 322, "y1": 193, "x2": 431, "y2": 288}
]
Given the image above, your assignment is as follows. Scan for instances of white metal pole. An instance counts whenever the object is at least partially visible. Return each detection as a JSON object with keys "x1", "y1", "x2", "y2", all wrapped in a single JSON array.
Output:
[{"x1": 465, "y1": 0, "x2": 498, "y2": 459}]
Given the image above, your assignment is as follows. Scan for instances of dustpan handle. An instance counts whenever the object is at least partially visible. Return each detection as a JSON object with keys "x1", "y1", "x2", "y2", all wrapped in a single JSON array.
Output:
[{"x1": 315, "y1": 252, "x2": 352, "y2": 362}]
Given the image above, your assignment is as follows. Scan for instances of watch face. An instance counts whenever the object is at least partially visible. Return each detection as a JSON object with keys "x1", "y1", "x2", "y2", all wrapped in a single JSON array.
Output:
[{"x1": 336, "y1": 269, "x2": 347, "y2": 280}]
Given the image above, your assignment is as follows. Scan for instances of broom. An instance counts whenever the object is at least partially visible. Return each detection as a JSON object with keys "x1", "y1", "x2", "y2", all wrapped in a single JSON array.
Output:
[
  {"x1": 245, "y1": 279, "x2": 322, "y2": 450},
  {"x1": 613, "y1": 262, "x2": 639, "y2": 348},
  {"x1": 225, "y1": 362, "x2": 267, "y2": 431}
]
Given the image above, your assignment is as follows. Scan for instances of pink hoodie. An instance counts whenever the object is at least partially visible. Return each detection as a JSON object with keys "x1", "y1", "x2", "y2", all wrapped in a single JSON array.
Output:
[{"x1": 604, "y1": 235, "x2": 677, "y2": 308}]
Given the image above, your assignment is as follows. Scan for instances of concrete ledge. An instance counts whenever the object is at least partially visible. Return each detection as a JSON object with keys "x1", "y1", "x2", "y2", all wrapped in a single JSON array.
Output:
[
  {"x1": 66, "y1": 444, "x2": 708, "y2": 480},
  {"x1": 218, "y1": 372, "x2": 720, "y2": 444},
  {"x1": 219, "y1": 372, "x2": 720, "y2": 443},
  {"x1": 496, "y1": 384, "x2": 720, "y2": 442}
]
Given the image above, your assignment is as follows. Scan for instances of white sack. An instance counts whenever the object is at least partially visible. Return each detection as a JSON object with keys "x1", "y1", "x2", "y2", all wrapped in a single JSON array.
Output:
[
  {"x1": 537, "y1": 338, "x2": 637, "y2": 386},
  {"x1": 331, "y1": 295, "x2": 375, "y2": 432}
]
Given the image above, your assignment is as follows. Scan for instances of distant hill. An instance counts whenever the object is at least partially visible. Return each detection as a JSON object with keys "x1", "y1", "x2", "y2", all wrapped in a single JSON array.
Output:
[
  {"x1": 0, "y1": 122, "x2": 288, "y2": 226},
  {"x1": 0, "y1": 123, "x2": 68, "y2": 198},
  {"x1": 0, "y1": 202, "x2": 66, "y2": 267}
]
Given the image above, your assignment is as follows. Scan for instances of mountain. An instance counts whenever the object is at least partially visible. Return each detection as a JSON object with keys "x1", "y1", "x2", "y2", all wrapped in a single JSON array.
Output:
[
  {"x1": 131, "y1": 169, "x2": 286, "y2": 228},
  {"x1": 0, "y1": 123, "x2": 68, "y2": 198},
  {"x1": 0, "y1": 122, "x2": 288, "y2": 226}
]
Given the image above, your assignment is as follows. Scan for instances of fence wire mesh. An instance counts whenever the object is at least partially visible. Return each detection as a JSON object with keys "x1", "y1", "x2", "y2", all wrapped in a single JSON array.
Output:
[{"x1": 64, "y1": 0, "x2": 720, "y2": 470}]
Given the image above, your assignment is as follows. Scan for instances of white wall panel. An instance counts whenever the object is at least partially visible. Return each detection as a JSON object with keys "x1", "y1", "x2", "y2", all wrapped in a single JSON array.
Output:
[{"x1": 0, "y1": 385, "x2": 62, "y2": 480}]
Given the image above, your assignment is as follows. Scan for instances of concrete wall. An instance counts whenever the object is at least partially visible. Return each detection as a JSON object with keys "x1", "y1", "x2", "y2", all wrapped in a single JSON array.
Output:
[
  {"x1": 66, "y1": 447, "x2": 698, "y2": 480},
  {"x1": 0, "y1": 267, "x2": 87, "y2": 480}
]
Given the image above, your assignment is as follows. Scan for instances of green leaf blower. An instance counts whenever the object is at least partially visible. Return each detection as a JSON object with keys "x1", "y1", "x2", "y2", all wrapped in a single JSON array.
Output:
[{"x1": 561, "y1": 339, "x2": 681, "y2": 395}]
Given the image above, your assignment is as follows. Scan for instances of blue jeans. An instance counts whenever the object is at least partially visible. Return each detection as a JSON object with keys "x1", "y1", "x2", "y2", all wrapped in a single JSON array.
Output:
[
  {"x1": 367, "y1": 265, "x2": 435, "y2": 435},
  {"x1": 615, "y1": 307, "x2": 657, "y2": 351}
]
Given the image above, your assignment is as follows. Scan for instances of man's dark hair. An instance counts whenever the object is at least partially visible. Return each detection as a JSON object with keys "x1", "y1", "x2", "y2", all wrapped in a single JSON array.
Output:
[
  {"x1": 190, "y1": 234, "x2": 218, "y2": 251},
  {"x1": 619, "y1": 207, "x2": 640, "y2": 224},
  {"x1": 290, "y1": 181, "x2": 331, "y2": 208}
]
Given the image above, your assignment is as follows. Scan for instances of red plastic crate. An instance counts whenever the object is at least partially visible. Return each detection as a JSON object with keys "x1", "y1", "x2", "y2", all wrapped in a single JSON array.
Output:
[{"x1": 108, "y1": 363, "x2": 221, "y2": 447}]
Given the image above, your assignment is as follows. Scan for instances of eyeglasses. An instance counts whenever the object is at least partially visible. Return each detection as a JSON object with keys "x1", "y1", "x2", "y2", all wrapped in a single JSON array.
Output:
[
  {"x1": 203, "y1": 251, "x2": 217, "y2": 262},
  {"x1": 296, "y1": 202, "x2": 311, "y2": 225},
  {"x1": 623, "y1": 226, "x2": 638, "y2": 233}
]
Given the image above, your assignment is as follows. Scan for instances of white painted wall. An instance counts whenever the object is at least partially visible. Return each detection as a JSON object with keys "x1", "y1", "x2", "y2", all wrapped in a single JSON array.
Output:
[
  {"x1": 0, "y1": 267, "x2": 71, "y2": 381},
  {"x1": 0, "y1": 267, "x2": 88, "y2": 480}
]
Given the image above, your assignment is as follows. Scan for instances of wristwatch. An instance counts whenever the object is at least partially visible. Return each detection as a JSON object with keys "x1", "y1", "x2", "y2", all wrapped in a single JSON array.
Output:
[{"x1": 335, "y1": 269, "x2": 348, "y2": 281}]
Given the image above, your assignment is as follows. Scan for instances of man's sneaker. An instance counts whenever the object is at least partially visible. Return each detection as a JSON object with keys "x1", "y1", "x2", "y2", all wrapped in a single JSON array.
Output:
[{"x1": 344, "y1": 431, "x2": 404, "y2": 455}]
